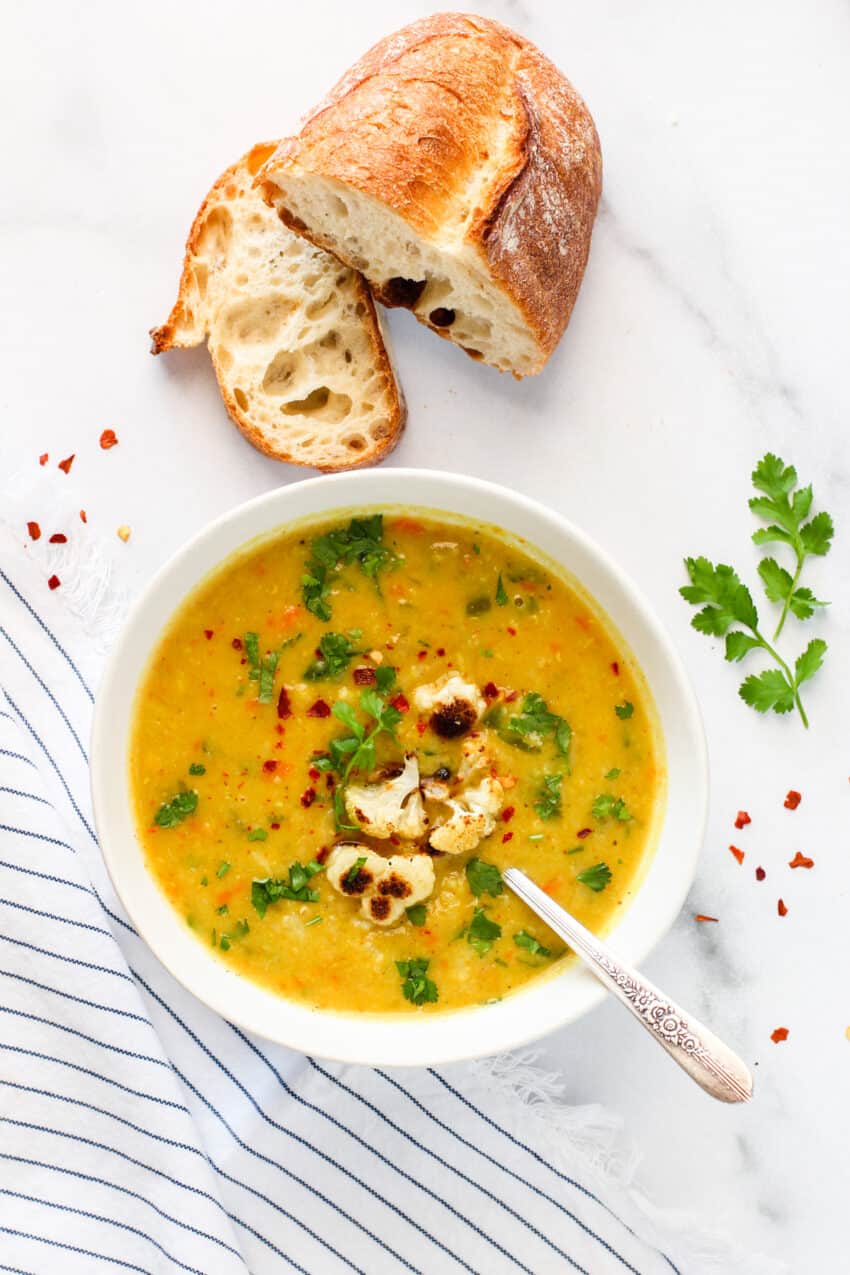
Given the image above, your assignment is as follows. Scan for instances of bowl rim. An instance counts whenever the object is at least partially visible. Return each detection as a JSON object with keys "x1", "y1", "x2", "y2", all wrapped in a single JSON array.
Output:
[{"x1": 91, "y1": 468, "x2": 708, "y2": 1065}]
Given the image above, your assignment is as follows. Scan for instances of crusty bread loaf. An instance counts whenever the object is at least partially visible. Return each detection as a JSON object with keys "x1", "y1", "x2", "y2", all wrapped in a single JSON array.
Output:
[
  {"x1": 151, "y1": 143, "x2": 405, "y2": 470},
  {"x1": 258, "y1": 14, "x2": 602, "y2": 377}
]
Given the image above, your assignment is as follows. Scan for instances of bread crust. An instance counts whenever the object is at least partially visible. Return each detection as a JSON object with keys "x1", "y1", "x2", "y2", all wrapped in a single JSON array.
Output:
[
  {"x1": 259, "y1": 13, "x2": 602, "y2": 372},
  {"x1": 151, "y1": 143, "x2": 405, "y2": 471}
]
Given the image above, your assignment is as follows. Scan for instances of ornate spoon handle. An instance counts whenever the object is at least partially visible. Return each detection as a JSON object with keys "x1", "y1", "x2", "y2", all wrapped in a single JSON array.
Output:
[{"x1": 504, "y1": 868, "x2": 753, "y2": 1103}]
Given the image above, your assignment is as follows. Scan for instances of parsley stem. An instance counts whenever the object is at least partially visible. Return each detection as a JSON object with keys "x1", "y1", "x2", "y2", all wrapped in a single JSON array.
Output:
[
  {"x1": 755, "y1": 628, "x2": 809, "y2": 729},
  {"x1": 772, "y1": 552, "x2": 803, "y2": 642}
]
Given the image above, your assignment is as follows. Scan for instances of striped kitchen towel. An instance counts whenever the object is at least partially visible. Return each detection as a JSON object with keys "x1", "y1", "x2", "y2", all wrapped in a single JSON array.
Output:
[{"x1": 0, "y1": 522, "x2": 777, "y2": 1275}]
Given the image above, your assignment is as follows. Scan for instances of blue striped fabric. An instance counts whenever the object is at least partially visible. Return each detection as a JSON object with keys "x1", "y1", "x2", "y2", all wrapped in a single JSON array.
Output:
[{"x1": 0, "y1": 545, "x2": 679, "y2": 1274}]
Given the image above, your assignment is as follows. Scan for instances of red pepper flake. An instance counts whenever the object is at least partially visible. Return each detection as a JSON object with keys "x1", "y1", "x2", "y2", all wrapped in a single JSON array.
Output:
[
  {"x1": 777, "y1": 898, "x2": 788, "y2": 917},
  {"x1": 48, "y1": 532, "x2": 67, "y2": 544},
  {"x1": 57, "y1": 454, "x2": 75, "y2": 474},
  {"x1": 729, "y1": 845, "x2": 745, "y2": 865},
  {"x1": 39, "y1": 452, "x2": 48, "y2": 466},
  {"x1": 79, "y1": 509, "x2": 87, "y2": 523},
  {"x1": 502, "y1": 830, "x2": 514, "y2": 844},
  {"x1": 204, "y1": 629, "x2": 214, "y2": 640},
  {"x1": 262, "y1": 760, "x2": 277, "y2": 773},
  {"x1": 436, "y1": 647, "x2": 446, "y2": 657},
  {"x1": 47, "y1": 575, "x2": 61, "y2": 590},
  {"x1": 501, "y1": 806, "x2": 515, "y2": 823},
  {"x1": 770, "y1": 1027, "x2": 789, "y2": 1044},
  {"x1": 416, "y1": 721, "x2": 427, "y2": 735},
  {"x1": 270, "y1": 822, "x2": 280, "y2": 830},
  {"x1": 353, "y1": 666, "x2": 376, "y2": 686},
  {"x1": 734, "y1": 810, "x2": 751, "y2": 830},
  {"x1": 389, "y1": 834, "x2": 401, "y2": 847},
  {"x1": 391, "y1": 693, "x2": 409, "y2": 713},
  {"x1": 755, "y1": 866, "x2": 766, "y2": 881},
  {"x1": 277, "y1": 687, "x2": 292, "y2": 720},
  {"x1": 308, "y1": 767, "x2": 320, "y2": 782},
  {"x1": 694, "y1": 914, "x2": 719, "y2": 923},
  {"x1": 611, "y1": 661, "x2": 620, "y2": 676},
  {"x1": 300, "y1": 787, "x2": 316, "y2": 808},
  {"x1": 26, "y1": 521, "x2": 41, "y2": 541},
  {"x1": 504, "y1": 689, "x2": 519, "y2": 703},
  {"x1": 417, "y1": 649, "x2": 428, "y2": 660},
  {"x1": 307, "y1": 699, "x2": 330, "y2": 718},
  {"x1": 784, "y1": 790, "x2": 802, "y2": 810},
  {"x1": 482, "y1": 681, "x2": 499, "y2": 700},
  {"x1": 99, "y1": 429, "x2": 119, "y2": 450},
  {"x1": 316, "y1": 845, "x2": 331, "y2": 865},
  {"x1": 231, "y1": 637, "x2": 243, "y2": 650},
  {"x1": 788, "y1": 851, "x2": 814, "y2": 870},
  {"x1": 576, "y1": 827, "x2": 592, "y2": 839},
  {"x1": 506, "y1": 626, "x2": 517, "y2": 637}
]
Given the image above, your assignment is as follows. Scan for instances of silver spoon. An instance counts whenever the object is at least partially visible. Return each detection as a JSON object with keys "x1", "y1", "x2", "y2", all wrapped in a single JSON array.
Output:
[{"x1": 503, "y1": 868, "x2": 753, "y2": 1104}]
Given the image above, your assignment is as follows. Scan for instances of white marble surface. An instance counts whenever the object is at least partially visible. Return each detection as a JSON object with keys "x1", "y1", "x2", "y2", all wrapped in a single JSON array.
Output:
[{"x1": 3, "y1": 1, "x2": 848, "y2": 1269}]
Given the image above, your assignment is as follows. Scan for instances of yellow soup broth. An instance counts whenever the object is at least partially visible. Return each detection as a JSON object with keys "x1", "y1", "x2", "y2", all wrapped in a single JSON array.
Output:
[{"x1": 131, "y1": 511, "x2": 663, "y2": 1013}]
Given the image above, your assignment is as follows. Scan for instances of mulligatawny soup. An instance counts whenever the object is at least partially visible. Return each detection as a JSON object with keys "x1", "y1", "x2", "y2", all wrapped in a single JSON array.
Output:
[{"x1": 132, "y1": 511, "x2": 663, "y2": 1013}]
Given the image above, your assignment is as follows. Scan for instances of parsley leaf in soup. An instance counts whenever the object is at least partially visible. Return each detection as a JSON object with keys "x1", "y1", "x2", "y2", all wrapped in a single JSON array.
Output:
[
  {"x1": 615, "y1": 701, "x2": 634, "y2": 720},
  {"x1": 577, "y1": 862, "x2": 612, "y2": 892},
  {"x1": 513, "y1": 931, "x2": 552, "y2": 958},
  {"x1": 188, "y1": 762, "x2": 206, "y2": 776},
  {"x1": 605, "y1": 767, "x2": 621, "y2": 780},
  {"x1": 302, "y1": 515, "x2": 396, "y2": 622},
  {"x1": 534, "y1": 772, "x2": 563, "y2": 820},
  {"x1": 396, "y1": 957, "x2": 439, "y2": 1005},
  {"x1": 374, "y1": 665, "x2": 397, "y2": 694},
  {"x1": 154, "y1": 789, "x2": 198, "y2": 828},
  {"x1": 244, "y1": 632, "x2": 261, "y2": 679},
  {"x1": 495, "y1": 574, "x2": 509, "y2": 607},
  {"x1": 216, "y1": 861, "x2": 230, "y2": 878},
  {"x1": 304, "y1": 632, "x2": 361, "y2": 681},
  {"x1": 467, "y1": 907, "x2": 502, "y2": 956},
  {"x1": 466, "y1": 858, "x2": 504, "y2": 898},
  {"x1": 251, "y1": 861, "x2": 324, "y2": 916},
  {"x1": 257, "y1": 652, "x2": 280, "y2": 704},
  {"x1": 406, "y1": 903, "x2": 427, "y2": 927},
  {"x1": 592, "y1": 793, "x2": 632, "y2": 822},
  {"x1": 498, "y1": 692, "x2": 572, "y2": 763},
  {"x1": 247, "y1": 828, "x2": 268, "y2": 842},
  {"x1": 345, "y1": 856, "x2": 368, "y2": 886}
]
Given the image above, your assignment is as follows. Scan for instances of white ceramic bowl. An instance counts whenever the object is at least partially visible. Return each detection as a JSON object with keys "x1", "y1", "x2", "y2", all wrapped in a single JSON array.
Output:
[{"x1": 91, "y1": 469, "x2": 707, "y2": 1065}]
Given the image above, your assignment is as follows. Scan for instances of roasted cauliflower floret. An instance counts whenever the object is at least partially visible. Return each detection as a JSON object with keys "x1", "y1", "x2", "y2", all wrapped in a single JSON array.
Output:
[
  {"x1": 326, "y1": 843, "x2": 435, "y2": 926},
  {"x1": 428, "y1": 775, "x2": 505, "y2": 855},
  {"x1": 344, "y1": 753, "x2": 427, "y2": 840},
  {"x1": 413, "y1": 673, "x2": 485, "y2": 739}
]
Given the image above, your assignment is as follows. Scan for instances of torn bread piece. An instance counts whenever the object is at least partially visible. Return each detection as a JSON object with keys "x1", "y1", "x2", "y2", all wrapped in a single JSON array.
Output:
[
  {"x1": 326, "y1": 843, "x2": 434, "y2": 925},
  {"x1": 151, "y1": 142, "x2": 405, "y2": 471}
]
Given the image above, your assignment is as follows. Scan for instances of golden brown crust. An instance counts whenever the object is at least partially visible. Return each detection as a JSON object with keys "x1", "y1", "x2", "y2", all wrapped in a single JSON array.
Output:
[
  {"x1": 151, "y1": 143, "x2": 406, "y2": 471},
  {"x1": 259, "y1": 13, "x2": 602, "y2": 371}
]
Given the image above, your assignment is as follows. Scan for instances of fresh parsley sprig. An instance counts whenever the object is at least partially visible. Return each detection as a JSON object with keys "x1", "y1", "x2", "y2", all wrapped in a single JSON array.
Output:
[
  {"x1": 251, "y1": 861, "x2": 325, "y2": 916},
  {"x1": 494, "y1": 692, "x2": 572, "y2": 761},
  {"x1": 304, "y1": 632, "x2": 362, "y2": 681},
  {"x1": 749, "y1": 454, "x2": 833, "y2": 639},
  {"x1": 315, "y1": 675, "x2": 403, "y2": 828},
  {"x1": 533, "y1": 772, "x2": 563, "y2": 820},
  {"x1": 396, "y1": 957, "x2": 438, "y2": 1005},
  {"x1": 302, "y1": 515, "x2": 397, "y2": 622}
]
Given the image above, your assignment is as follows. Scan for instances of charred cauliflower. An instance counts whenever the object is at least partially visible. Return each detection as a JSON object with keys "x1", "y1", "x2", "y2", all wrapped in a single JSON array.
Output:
[
  {"x1": 344, "y1": 753, "x2": 428, "y2": 840},
  {"x1": 326, "y1": 842, "x2": 435, "y2": 926}
]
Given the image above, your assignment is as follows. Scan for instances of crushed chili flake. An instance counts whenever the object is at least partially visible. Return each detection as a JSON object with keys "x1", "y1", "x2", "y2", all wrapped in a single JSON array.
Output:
[
  {"x1": 417, "y1": 649, "x2": 428, "y2": 660},
  {"x1": 788, "y1": 851, "x2": 814, "y2": 869},
  {"x1": 353, "y1": 666, "x2": 377, "y2": 686},
  {"x1": 262, "y1": 760, "x2": 277, "y2": 773},
  {"x1": 504, "y1": 689, "x2": 519, "y2": 703},
  {"x1": 390, "y1": 693, "x2": 409, "y2": 713},
  {"x1": 755, "y1": 866, "x2": 766, "y2": 881},
  {"x1": 300, "y1": 787, "x2": 316, "y2": 808},
  {"x1": 734, "y1": 810, "x2": 751, "y2": 830},
  {"x1": 204, "y1": 629, "x2": 214, "y2": 640},
  {"x1": 576, "y1": 827, "x2": 592, "y2": 839},
  {"x1": 506, "y1": 626, "x2": 517, "y2": 636},
  {"x1": 99, "y1": 429, "x2": 119, "y2": 449},
  {"x1": 416, "y1": 721, "x2": 427, "y2": 735},
  {"x1": 277, "y1": 687, "x2": 292, "y2": 720},
  {"x1": 307, "y1": 699, "x2": 330, "y2": 718},
  {"x1": 57, "y1": 454, "x2": 75, "y2": 474},
  {"x1": 784, "y1": 790, "x2": 802, "y2": 810},
  {"x1": 47, "y1": 575, "x2": 60, "y2": 590},
  {"x1": 694, "y1": 914, "x2": 719, "y2": 923},
  {"x1": 501, "y1": 806, "x2": 516, "y2": 823},
  {"x1": 79, "y1": 510, "x2": 87, "y2": 523},
  {"x1": 231, "y1": 637, "x2": 243, "y2": 650},
  {"x1": 611, "y1": 661, "x2": 620, "y2": 676},
  {"x1": 26, "y1": 521, "x2": 41, "y2": 541},
  {"x1": 389, "y1": 834, "x2": 401, "y2": 847},
  {"x1": 777, "y1": 898, "x2": 788, "y2": 917},
  {"x1": 39, "y1": 453, "x2": 48, "y2": 466},
  {"x1": 316, "y1": 845, "x2": 330, "y2": 865},
  {"x1": 729, "y1": 844, "x2": 745, "y2": 865},
  {"x1": 501, "y1": 831, "x2": 514, "y2": 844},
  {"x1": 48, "y1": 532, "x2": 67, "y2": 544},
  {"x1": 270, "y1": 822, "x2": 280, "y2": 830},
  {"x1": 482, "y1": 681, "x2": 499, "y2": 700},
  {"x1": 436, "y1": 647, "x2": 446, "y2": 657},
  {"x1": 770, "y1": 1027, "x2": 789, "y2": 1043},
  {"x1": 308, "y1": 767, "x2": 320, "y2": 782}
]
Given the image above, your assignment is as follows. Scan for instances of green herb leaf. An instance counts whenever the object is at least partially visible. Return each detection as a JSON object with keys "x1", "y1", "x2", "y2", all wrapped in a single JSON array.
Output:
[
  {"x1": 345, "y1": 856, "x2": 367, "y2": 886},
  {"x1": 794, "y1": 638, "x2": 827, "y2": 688},
  {"x1": 738, "y1": 669, "x2": 796, "y2": 715},
  {"x1": 495, "y1": 574, "x2": 509, "y2": 607},
  {"x1": 467, "y1": 907, "x2": 502, "y2": 956},
  {"x1": 465, "y1": 859, "x2": 504, "y2": 898},
  {"x1": 604, "y1": 767, "x2": 621, "y2": 780},
  {"x1": 154, "y1": 789, "x2": 198, "y2": 828},
  {"x1": 302, "y1": 515, "x2": 397, "y2": 622},
  {"x1": 251, "y1": 861, "x2": 324, "y2": 915},
  {"x1": 396, "y1": 957, "x2": 439, "y2": 1005},
  {"x1": 244, "y1": 632, "x2": 261, "y2": 678},
  {"x1": 247, "y1": 828, "x2": 268, "y2": 842},
  {"x1": 304, "y1": 632, "x2": 361, "y2": 681},
  {"x1": 724, "y1": 632, "x2": 762, "y2": 663},
  {"x1": 406, "y1": 903, "x2": 427, "y2": 927},
  {"x1": 499, "y1": 691, "x2": 572, "y2": 764},
  {"x1": 513, "y1": 931, "x2": 552, "y2": 958},
  {"x1": 188, "y1": 763, "x2": 206, "y2": 776},
  {"x1": 577, "y1": 862, "x2": 612, "y2": 892},
  {"x1": 216, "y1": 861, "x2": 230, "y2": 878},
  {"x1": 534, "y1": 772, "x2": 563, "y2": 820},
  {"x1": 592, "y1": 793, "x2": 632, "y2": 822},
  {"x1": 374, "y1": 665, "x2": 397, "y2": 693},
  {"x1": 614, "y1": 701, "x2": 634, "y2": 720},
  {"x1": 257, "y1": 651, "x2": 279, "y2": 704}
]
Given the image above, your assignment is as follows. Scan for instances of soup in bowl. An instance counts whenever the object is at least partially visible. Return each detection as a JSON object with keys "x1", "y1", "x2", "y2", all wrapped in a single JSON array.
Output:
[{"x1": 92, "y1": 470, "x2": 706, "y2": 1063}]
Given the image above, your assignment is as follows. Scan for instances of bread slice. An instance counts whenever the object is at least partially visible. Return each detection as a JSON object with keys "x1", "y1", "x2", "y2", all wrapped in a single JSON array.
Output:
[
  {"x1": 151, "y1": 142, "x2": 405, "y2": 470},
  {"x1": 257, "y1": 15, "x2": 602, "y2": 378}
]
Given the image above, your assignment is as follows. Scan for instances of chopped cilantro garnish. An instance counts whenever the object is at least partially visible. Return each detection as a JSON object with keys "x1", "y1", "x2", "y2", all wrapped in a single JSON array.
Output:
[
  {"x1": 577, "y1": 862, "x2": 613, "y2": 892},
  {"x1": 321, "y1": 687, "x2": 403, "y2": 829},
  {"x1": 466, "y1": 858, "x2": 503, "y2": 898},
  {"x1": 345, "y1": 856, "x2": 368, "y2": 886},
  {"x1": 405, "y1": 903, "x2": 427, "y2": 926},
  {"x1": 154, "y1": 789, "x2": 198, "y2": 828},
  {"x1": 592, "y1": 793, "x2": 633, "y2": 822},
  {"x1": 396, "y1": 957, "x2": 439, "y2": 1005},
  {"x1": 247, "y1": 828, "x2": 268, "y2": 842},
  {"x1": 615, "y1": 701, "x2": 634, "y2": 720},
  {"x1": 244, "y1": 631, "x2": 261, "y2": 678},
  {"x1": 257, "y1": 651, "x2": 279, "y2": 704},
  {"x1": 467, "y1": 907, "x2": 502, "y2": 956},
  {"x1": 216, "y1": 861, "x2": 230, "y2": 878},
  {"x1": 251, "y1": 861, "x2": 324, "y2": 916},
  {"x1": 216, "y1": 904, "x2": 229, "y2": 916},
  {"x1": 514, "y1": 930, "x2": 552, "y2": 958},
  {"x1": 304, "y1": 632, "x2": 361, "y2": 681},
  {"x1": 200, "y1": 875, "x2": 208, "y2": 886},
  {"x1": 188, "y1": 763, "x2": 206, "y2": 776},
  {"x1": 302, "y1": 514, "x2": 396, "y2": 622},
  {"x1": 472, "y1": 543, "x2": 481, "y2": 555},
  {"x1": 528, "y1": 833, "x2": 544, "y2": 842},
  {"x1": 534, "y1": 772, "x2": 563, "y2": 820},
  {"x1": 217, "y1": 917, "x2": 249, "y2": 951},
  {"x1": 605, "y1": 767, "x2": 621, "y2": 780},
  {"x1": 495, "y1": 574, "x2": 509, "y2": 607},
  {"x1": 305, "y1": 915, "x2": 323, "y2": 928},
  {"x1": 374, "y1": 665, "x2": 396, "y2": 693},
  {"x1": 498, "y1": 692, "x2": 572, "y2": 762}
]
